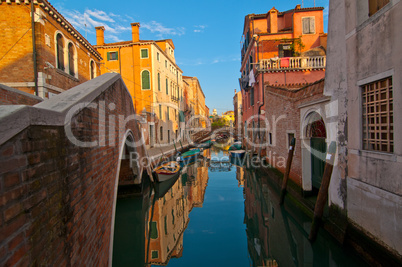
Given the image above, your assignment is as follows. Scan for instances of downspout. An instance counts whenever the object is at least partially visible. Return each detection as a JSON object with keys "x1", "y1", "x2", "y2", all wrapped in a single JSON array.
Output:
[
  {"x1": 118, "y1": 46, "x2": 122, "y2": 74},
  {"x1": 31, "y1": 0, "x2": 38, "y2": 96}
]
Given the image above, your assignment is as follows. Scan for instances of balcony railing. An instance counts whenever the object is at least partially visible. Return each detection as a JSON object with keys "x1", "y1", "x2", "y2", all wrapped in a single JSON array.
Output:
[{"x1": 258, "y1": 56, "x2": 326, "y2": 71}]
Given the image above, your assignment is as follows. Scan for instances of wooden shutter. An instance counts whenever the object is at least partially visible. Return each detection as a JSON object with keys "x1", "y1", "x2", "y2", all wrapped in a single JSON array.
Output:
[
  {"x1": 309, "y1": 18, "x2": 315, "y2": 33},
  {"x1": 142, "y1": 71, "x2": 150, "y2": 89},
  {"x1": 107, "y1": 52, "x2": 110, "y2": 61},
  {"x1": 302, "y1": 18, "x2": 309, "y2": 34}
]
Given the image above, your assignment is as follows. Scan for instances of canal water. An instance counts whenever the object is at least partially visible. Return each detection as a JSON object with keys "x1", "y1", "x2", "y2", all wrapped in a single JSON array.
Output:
[{"x1": 113, "y1": 147, "x2": 368, "y2": 266}]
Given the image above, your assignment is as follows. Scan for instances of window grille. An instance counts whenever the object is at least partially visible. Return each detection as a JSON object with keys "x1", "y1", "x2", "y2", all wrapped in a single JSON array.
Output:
[{"x1": 362, "y1": 77, "x2": 393, "y2": 153}]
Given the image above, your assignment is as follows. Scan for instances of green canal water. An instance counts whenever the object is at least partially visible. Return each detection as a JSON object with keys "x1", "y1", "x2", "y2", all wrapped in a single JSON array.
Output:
[{"x1": 113, "y1": 148, "x2": 368, "y2": 266}]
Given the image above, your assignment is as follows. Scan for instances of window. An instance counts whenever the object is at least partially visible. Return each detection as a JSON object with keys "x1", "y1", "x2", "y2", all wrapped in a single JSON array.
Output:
[
  {"x1": 159, "y1": 105, "x2": 162, "y2": 119},
  {"x1": 269, "y1": 133, "x2": 273, "y2": 145},
  {"x1": 302, "y1": 17, "x2": 315, "y2": 34},
  {"x1": 287, "y1": 133, "x2": 295, "y2": 148},
  {"x1": 151, "y1": 251, "x2": 159, "y2": 259},
  {"x1": 90, "y1": 60, "x2": 95, "y2": 79},
  {"x1": 68, "y1": 43, "x2": 75, "y2": 76},
  {"x1": 362, "y1": 77, "x2": 393, "y2": 153},
  {"x1": 158, "y1": 73, "x2": 161, "y2": 91},
  {"x1": 141, "y1": 70, "x2": 150, "y2": 90},
  {"x1": 107, "y1": 51, "x2": 118, "y2": 61},
  {"x1": 369, "y1": 0, "x2": 390, "y2": 16},
  {"x1": 167, "y1": 107, "x2": 170, "y2": 120},
  {"x1": 166, "y1": 78, "x2": 168, "y2": 94},
  {"x1": 150, "y1": 221, "x2": 158, "y2": 239},
  {"x1": 165, "y1": 60, "x2": 167, "y2": 68},
  {"x1": 279, "y1": 44, "x2": 293, "y2": 58},
  {"x1": 160, "y1": 126, "x2": 163, "y2": 141},
  {"x1": 141, "y1": 48, "x2": 148, "y2": 58},
  {"x1": 56, "y1": 33, "x2": 64, "y2": 70},
  {"x1": 250, "y1": 87, "x2": 254, "y2": 106},
  {"x1": 157, "y1": 52, "x2": 160, "y2": 61}
]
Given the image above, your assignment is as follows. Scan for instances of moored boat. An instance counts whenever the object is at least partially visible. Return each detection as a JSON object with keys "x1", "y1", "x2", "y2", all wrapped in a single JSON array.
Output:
[
  {"x1": 153, "y1": 161, "x2": 181, "y2": 182},
  {"x1": 179, "y1": 148, "x2": 201, "y2": 166},
  {"x1": 229, "y1": 149, "x2": 246, "y2": 159}
]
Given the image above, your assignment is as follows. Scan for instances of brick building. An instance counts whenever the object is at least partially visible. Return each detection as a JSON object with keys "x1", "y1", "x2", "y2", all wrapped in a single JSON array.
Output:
[
  {"x1": 240, "y1": 4, "x2": 327, "y2": 154},
  {"x1": 0, "y1": 0, "x2": 101, "y2": 99}
]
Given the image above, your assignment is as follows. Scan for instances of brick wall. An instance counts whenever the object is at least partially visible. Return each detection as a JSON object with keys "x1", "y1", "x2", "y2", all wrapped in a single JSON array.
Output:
[
  {"x1": 0, "y1": 84, "x2": 42, "y2": 106},
  {"x1": 263, "y1": 79, "x2": 325, "y2": 186},
  {"x1": 0, "y1": 75, "x2": 146, "y2": 265}
]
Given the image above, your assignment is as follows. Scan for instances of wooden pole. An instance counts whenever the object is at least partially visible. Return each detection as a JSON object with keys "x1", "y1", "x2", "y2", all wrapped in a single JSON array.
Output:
[
  {"x1": 279, "y1": 138, "x2": 296, "y2": 205},
  {"x1": 309, "y1": 141, "x2": 337, "y2": 242}
]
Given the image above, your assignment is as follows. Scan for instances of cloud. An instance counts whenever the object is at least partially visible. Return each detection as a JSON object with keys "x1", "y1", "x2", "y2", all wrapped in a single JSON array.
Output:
[
  {"x1": 194, "y1": 25, "x2": 207, "y2": 33},
  {"x1": 85, "y1": 9, "x2": 115, "y2": 23},
  {"x1": 141, "y1": 21, "x2": 186, "y2": 38}
]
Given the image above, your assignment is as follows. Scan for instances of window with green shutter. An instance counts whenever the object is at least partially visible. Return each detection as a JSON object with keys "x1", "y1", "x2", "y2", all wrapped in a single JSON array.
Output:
[
  {"x1": 141, "y1": 49, "x2": 148, "y2": 58},
  {"x1": 142, "y1": 70, "x2": 150, "y2": 90},
  {"x1": 166, "y1": 78, "x2": 168, "y2": 94},
  {"x1": 107, "y1": 51, "x2": 118, "y2": 61},
  {"x1": 150, "y1": 221, "x2": 158, "y2": 239},
  {"x1": 158, "y1": 73, "x2": 161, "y2": 91}
]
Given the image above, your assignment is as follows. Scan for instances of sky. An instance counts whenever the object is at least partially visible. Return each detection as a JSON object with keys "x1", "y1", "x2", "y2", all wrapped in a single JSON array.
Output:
[{"x1": 51, "y1": 0, "x2": 329, "y2": 114}]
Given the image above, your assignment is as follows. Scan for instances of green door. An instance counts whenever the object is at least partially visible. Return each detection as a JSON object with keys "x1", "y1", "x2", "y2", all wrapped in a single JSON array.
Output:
[{"x1": 311, "y1": 138, "x2": 326, "y2": 189}]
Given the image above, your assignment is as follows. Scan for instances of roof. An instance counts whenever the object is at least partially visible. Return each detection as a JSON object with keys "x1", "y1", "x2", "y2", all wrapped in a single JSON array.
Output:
[{"x1": 39, "y1": 0, "x2": 102, "y2": 60}]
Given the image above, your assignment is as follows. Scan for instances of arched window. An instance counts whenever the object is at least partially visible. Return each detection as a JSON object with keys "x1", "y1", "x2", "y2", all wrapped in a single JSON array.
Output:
[
  {"x1": 160, "y1": 126, "x2": 163, "y2": 141},
  {"x1": 141, "y1": 70, "x2": 150, "y2": 90},
  {"x1": 90, "y1": 60, "x2": 95, "y2": 79},
  {"x1": 56, "y1": 33, "x2": 64, "y2": 70},
  {"x1": 68, "y1": 43, "x2": 75, "y2": 76}
]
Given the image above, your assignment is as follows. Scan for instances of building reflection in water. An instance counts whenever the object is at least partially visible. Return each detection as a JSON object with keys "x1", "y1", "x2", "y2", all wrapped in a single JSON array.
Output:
[
  {"x1": 242, "y1": 168, "x2": 367, "y2": 267},
  {"x1": 145, "y1": 152, "x2": 210, "y2": 266}
]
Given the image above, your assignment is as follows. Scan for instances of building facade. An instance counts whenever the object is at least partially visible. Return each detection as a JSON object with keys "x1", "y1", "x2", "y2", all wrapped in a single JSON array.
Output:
[
  {"x1": 325, "y1": 0, "x2": 402, "y2": 257},
  {"x1": 240, "y1": 5, "x2": 327, "y2": 152},
  {"x1": 0, "y1": 0, "x2": 101, "y2": 99},
  {"x1": 183, "y1": 76, "x2": 208, "y2": 130},
  {"x1": 94, "y1": 23, "x2": 184, "y2": 147}
]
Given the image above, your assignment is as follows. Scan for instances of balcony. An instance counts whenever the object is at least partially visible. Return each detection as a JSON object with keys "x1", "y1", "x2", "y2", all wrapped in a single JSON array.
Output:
[
  {"x1": 257, "y1": 56, "x2": 326, "y2": 72},
  {"x1": 171, "y1": 96, "x2": 179, "y2": 103}
]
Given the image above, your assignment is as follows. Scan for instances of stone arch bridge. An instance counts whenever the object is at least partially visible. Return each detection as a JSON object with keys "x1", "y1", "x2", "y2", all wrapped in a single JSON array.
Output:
[{"x1": 0, "y1": 73, "x2": 151, "y2": 266}]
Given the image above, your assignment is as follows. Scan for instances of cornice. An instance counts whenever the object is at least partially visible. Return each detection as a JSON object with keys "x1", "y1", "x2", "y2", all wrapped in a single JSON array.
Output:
[{"x1": 0, "y1": 0, "x2": 102, "y2": 60}]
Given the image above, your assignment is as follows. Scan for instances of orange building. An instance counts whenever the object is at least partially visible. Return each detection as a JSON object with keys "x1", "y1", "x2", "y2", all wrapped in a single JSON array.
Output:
[
  {"x1": 0, "y1": 0, "x2": 101, "y2": 99},
  {"x1": 94, "y1": 23, "x2": 184, "y2": 146},
  {"x1": 183, "y1": 76, "x2": 208, "y2": 129}
]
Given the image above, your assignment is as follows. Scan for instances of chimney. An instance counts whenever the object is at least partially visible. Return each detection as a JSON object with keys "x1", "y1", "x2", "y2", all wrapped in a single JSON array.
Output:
[
  {"x1": 95, "y1": 26, "x2": 105, "y2": 45},
  {"x1": 268, "y1": 8, "x2": 278, "y2": 34},
  {"x1": 131, "y1": 23, "x2": 140, "y2": 42}
]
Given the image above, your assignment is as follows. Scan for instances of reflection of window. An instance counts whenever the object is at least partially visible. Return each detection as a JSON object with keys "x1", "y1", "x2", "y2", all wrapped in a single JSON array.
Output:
[
  {"x1": 141, "y1": 70, "x2": 150, "y2": 90},
  {"x1": 160, "y1": 126, "x2": 163, "y2": 141},
  {"x1": 56, "y1": 33, "x2": 64, "y2": 70},
  {"x1": 150, "y1": 221, "x2": 158, "y2": 239},
  {"x1": 166, "y1": 78, "x2": 169, "y2": 94},
  {"x1": 68, "y1": 43, "x2": 75, "y2": 76},
  {"x1": 151, "y1": 251, "x2": 159, "y2": 259},
  {"x1": 362, "y1": 77, "x2": 393, "y2": 153},
  {"x1": 302, "y1": 17, "x2": 315, "y2": 34},
  {"x1": 141, "y1": 48, "x2": 148, "y2": 58},
  {"x1": 369, "y1": 0, "x2": 390, "y2": 16},
  {"x1": 107, "y1": 51, "x2": 118, "y2": 61}
]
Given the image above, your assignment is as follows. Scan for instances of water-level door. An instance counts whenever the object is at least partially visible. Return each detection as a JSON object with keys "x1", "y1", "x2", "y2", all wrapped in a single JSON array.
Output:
[{"x1": 311, "y1": 137, "x2": 326, "y2": 189}]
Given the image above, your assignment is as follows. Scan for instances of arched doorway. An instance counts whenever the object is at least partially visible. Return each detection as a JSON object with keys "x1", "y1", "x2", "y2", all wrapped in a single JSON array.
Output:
[{"x1": 306, "y1": 112, "x2": 327, "y2": 190}]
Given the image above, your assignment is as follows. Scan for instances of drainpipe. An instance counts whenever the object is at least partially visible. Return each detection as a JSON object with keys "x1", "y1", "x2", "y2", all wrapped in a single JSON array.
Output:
[{"x1": 31, "y1": 0, "x2": 38, "y2": 96}]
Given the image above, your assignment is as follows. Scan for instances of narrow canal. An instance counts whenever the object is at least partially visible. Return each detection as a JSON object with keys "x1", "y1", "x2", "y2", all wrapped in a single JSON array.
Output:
[{"x1": 113, "y1": 147, "x2": 368, "y2": 266}]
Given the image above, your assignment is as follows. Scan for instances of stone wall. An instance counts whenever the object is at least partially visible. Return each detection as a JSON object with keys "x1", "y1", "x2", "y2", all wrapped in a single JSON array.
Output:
[{"x1": 0, "y1": 73, "x2": 147, "y2": 265}]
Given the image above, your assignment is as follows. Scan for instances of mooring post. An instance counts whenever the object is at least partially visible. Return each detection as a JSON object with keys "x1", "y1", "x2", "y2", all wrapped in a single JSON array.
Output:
[
  {"x1": 279, "y1": 138, "x2": 296, "y2": 205},
  {"x1": 179, "y1": 140, "x2": 184, "y2": 151},
  {"x1": 309, "y1": 141, "x2": 337, "y2": 242}
]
